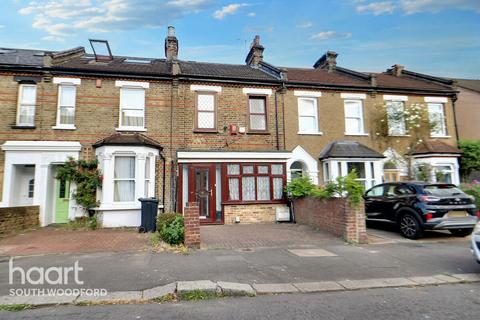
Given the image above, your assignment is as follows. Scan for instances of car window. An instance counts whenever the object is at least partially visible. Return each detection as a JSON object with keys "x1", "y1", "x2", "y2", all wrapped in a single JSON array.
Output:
[
  {"x1": 423, "y1": 185, "x2": 464, "y2": 197},
  {"x1": 395, "y1": 185, "x2": 414, "y2": 196},
  {"x1": 366, "y1": 185, "x2": 384, "y2": 197},
  {"x1": 386, "y1": 185, "x2": 396, "y2": 197}
]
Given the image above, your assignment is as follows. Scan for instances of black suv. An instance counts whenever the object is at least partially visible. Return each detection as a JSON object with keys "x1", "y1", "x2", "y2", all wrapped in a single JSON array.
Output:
[{"x1": 364, "y1": 182, "x2": 479, "y2": 239}]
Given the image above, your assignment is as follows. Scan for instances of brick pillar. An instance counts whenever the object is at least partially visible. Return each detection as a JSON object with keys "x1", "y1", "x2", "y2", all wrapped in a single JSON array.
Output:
[
  {"x1": 343, "y1": 200, "x2": 368, "y2": 244},
  {"x1": 184, "y1": 202, "x2": 200, "y2": 248}
]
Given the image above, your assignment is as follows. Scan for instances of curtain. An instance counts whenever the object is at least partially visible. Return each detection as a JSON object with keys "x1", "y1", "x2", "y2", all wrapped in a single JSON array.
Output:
[
  {"x1": 114, "y1": 156, "x2": 135, "y2": 202},
  {"x1": 60, "y1": 106, "x2": 75, "y2": 124},
  {"x1": 229, "y1": 178, "x2": 240, "y2": 200},
  {"x1": 242, "y1": 176, "x2": 255, "y2": 201},
  {"x1": 257, "y1": 176, "x2": 270, "y2": 200},
  {"x1": 273, "y1": 178, "x2": 283, "y2": 200}
]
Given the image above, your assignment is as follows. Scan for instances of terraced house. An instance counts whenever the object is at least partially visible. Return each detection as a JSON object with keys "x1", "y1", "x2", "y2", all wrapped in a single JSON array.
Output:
[{"x1": 0, "y1": 27, "x2": 461, "y2": 228}]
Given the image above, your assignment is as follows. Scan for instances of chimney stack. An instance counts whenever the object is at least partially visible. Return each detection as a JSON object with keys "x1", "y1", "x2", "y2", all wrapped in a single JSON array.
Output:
[
  {"x1": 313, "y1": 51, "x2": 338, "y2": 72},
  {"x1": 165, "y1": 26, "x2": 179, "y2": 61},
  {"x1": 245, "y1": 35, "x2": 264, "y2": 67},
  {"x1": 370, "y1": 74, "x2": 377, "y2": 87},
  {"x1": 391, "y1": 64, "x2": 404, "y2": 77}
]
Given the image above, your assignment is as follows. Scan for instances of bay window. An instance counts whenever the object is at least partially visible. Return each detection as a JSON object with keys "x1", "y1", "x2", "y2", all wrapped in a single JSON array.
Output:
[
  {"x1": 248, "y1": 96, "x2": 267, "y2": 132},
  {"x1": 114, "y1": 156, "x2": 136, "y2": 202},
  {"x1": 196, "y1": 92, "x2": 216, "y2": 131},
  {"x1": 428, "y1": 103, "x2": 447, "y2": 137},
  {"x1": 386, "y1": 101, "x2": 406, "y2": 135},
  {"x1": 17, "y1": 84, "x2": 36, "y2": 126},
  {"x1": 225, "y1": 163, "x2": 285, "y2": 203}
]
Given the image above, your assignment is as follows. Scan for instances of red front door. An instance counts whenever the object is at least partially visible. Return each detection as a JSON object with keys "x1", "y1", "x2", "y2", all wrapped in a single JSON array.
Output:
[{"x1": 188, "y1": 164, "x2": 216, "y2": 224}]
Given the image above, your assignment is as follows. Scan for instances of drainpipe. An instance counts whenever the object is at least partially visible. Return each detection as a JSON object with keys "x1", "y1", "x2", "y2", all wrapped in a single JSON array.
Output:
[
  {"x1": 452, "y1": 94, "x2": 460, "y2": 145},
  {"x1": 161, "y1": 155, "x2": 166, "y2": 213},
  {"x1": 274, "y1": 90, "x2": 280, "y2": 150}
]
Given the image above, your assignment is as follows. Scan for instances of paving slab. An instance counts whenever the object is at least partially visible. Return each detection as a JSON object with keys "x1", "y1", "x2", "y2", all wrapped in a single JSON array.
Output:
[
  {"x1": 217, "y1": 281, "x2": 255, "y2": 296},
  {"x1": 408, "y1": 276, "x2": 447, "y2": 285},
  {"x1": 293, "y1": 281, "x2": 344, "y2": 293},
  {"x1": 142, "y1": 283, "x2": 176, "y2": 300},
  {"x1": 76, "y1": 291, "x2": 142, "y2": 303},
  {"x1": 177, "y1": 280, "x2": 218, "y2": 294},
  {"x1": 288, "y1": 248, "x2": 338, "y2": 257},
  {"x1": 433, "y1": 274, "x2": 462, "y2": 283},
  {"x1": 450, "y1": 273, "x2": 480, "y2": 282},
  {"x1": 0, "y1": 294, "x2": 77, "y2": 306},
  {"x1": 252, "y1": 283, "x2": 299, "y2": 294},
  {"x1": 338, "y1": 277, "x2": 415, "y2": 290}
]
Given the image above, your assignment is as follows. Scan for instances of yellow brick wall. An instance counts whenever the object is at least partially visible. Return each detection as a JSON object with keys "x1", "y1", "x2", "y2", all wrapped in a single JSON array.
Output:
[{"x1": 224, "y1": 203, "x2": 287, "y2": 224}]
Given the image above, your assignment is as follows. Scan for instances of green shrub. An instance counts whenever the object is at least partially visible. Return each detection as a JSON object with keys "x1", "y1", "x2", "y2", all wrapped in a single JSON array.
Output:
[
  {"x1": 157, "y1": 213, "x2": 184, "y2": 245},
  {"x1": 459, "y1": 140, "x2": 480, "y2": 179},
  {"x1": 284, "y1": 176, "x2": 317, "y2": 199},
  {"x1": 460, "y1": 182, "x2": 480, "y2": 208},
  {"x1": 284, "y1": 170, "x2": 364, "y2": 206}
]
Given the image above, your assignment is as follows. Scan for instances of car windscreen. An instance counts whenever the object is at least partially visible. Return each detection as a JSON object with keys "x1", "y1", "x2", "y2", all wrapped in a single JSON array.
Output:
[{"x1": 423, "y1": 185, "x2": 464, "y2": 197}]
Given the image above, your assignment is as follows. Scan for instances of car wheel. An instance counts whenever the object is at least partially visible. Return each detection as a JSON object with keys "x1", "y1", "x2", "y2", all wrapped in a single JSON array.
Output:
[
  {"x1": 449, "y1": 228, "x2": 473, "y2": 237},
  {"x1": 399, "y1": 213, "x2": 423, "y2": 239}
]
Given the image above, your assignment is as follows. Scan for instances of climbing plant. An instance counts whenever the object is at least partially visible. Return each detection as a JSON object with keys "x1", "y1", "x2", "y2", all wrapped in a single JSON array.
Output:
[{"x1": 56, "y1": 157, "x2": 102, "y2": 213}]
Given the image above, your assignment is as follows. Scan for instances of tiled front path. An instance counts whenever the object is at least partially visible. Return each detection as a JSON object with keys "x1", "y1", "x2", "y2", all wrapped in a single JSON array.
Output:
[
  {"x1": 200, "y1": 223, "x2": 337, "y2": 249},
  {"x1": 0, "y1": 227, "x2": 150, "y2": 256}
]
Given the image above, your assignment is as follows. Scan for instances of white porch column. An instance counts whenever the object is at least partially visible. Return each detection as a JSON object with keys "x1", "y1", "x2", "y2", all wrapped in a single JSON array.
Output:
[
  {"x1": 102, "y1": 153, "x2": 114, "y2": 205},
  {"x1": 137, "y1": 153, "x2": 147, "y2": 200},
  {"x1": 35, "y1": 164, "x2": 49, "y2": 226},
  {"x1": 0, "y1": 162, "x2": 13, "y2": 207}
]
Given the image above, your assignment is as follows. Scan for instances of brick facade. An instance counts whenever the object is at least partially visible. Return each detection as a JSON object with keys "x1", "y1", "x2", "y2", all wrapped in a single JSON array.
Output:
[
  {"x1": 293, "y1": 197, "x2": 367, "y2": 244},
  {"x1": 183, "y1": 202, "x2": 200, "y2": 248},
  {"x1": 223, "y1": 203, "x2": 287, "y2": 224},
  {"x1": 282, "y1": 89, "x2": 458, "y2": 184},
  {"x1": 0, "y1": 205, "x2": 39, "y2": 235}
]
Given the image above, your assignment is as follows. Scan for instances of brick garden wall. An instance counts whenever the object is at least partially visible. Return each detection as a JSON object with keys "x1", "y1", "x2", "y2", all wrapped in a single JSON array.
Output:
[
  {"x1": 293, "y1": 197, "x2": 367, "y2": 244},
  {"x1": 0, "y1": 205, "x2": 39, "y2": 235},
  {"x1": 183, "y1": 202, "x2": 200, "y2": 248},
  {"x1": 224, "y1": 203, "x2": 287, "y2": 224}
]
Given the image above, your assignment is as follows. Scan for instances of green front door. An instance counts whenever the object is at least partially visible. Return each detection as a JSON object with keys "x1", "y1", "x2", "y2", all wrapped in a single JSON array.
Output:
[{"x1": 55, "y1": 179, "x2": 70, "y2": 223}]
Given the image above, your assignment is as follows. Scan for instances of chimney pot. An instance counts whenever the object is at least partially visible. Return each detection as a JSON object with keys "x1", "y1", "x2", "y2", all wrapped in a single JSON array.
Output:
[
  {"x1": 245, "y1": 35, "x2": 265, "y2": 67},
  {"x1": 165, "y1": 26, "x2": 179, "y2": 61},
  {"x1": 391, "y1": 64, "x2": 404, "y2": 77},
  {"x1": 168, "y1": 26, "x2": 175, "y2": 37},
  {"x1": 313, "y1": 51, "x2": 338, "y2": 72}
]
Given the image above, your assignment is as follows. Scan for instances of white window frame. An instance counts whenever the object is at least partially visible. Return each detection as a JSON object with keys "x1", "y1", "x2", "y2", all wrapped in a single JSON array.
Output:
[
  {"x1": 113, "y1": 155, "x2": 136, "y2": 203},
  {"x1": 16, "y1": 84, "x2": 37, "y2": 127},
  {"x1": 297, "y1": 97, "x2": 321, "y2": 135},
  {"x1": 344, "y1": 99, "x2": 366, "y2": 135},
  {"x1": 53, "y1": 84, "x2": 77, "y2": 130},
  {"x1": 428, "y1": 103, "x2": 448, "y2": 137},
  {"x1": 117, "y1": 86, "x2": 146, "y2": 132},
  {"x1": 386, "y1": 101, "x2": 406, "y2": 136},
  {"x1": 144, "y1": 156, "x2": 151, "y2": 197},
  {"x1": 433, "y1": 164, "x2": 454, "y2": 184}
]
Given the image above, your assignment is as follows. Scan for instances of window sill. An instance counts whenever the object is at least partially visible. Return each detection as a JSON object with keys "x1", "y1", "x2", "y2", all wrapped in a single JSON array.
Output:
[
  {"x1": 193, "y1": 129, "x2": 218, "y2": 134},
  {"x1": 52, "y1": 125, "x2": 76, "y2": 130},
  {"x1": 222, "y1": 200, "x2": 287, "y2": 205},
  {"x1": 388, "y1": 134, "x2": 411, "y2": 137},
  {"x1": 430, "y1": 135, "x2": 451, "y2": 139},
  {"x1": 344, "y1": 132, "x2": 369, "y2": 136},
  {"x1": 298, "y1": 131, "x2": 323, "y2": 135},
  {"x1": 116, "y1": 127, "x2": 147, "y2": 132},
  {"x1": 248, "y1": 131, "x2": 270, "y2": 135},
  {"x1": 11, "y1": 125, "x2": 36, "y2": 129}
]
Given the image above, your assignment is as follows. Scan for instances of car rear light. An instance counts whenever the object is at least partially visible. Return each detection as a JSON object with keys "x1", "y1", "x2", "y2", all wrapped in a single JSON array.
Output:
[
  {"x1": 425, "y1": 213, "x2": 433, "y2": 221},
  {"x1": 419, "y1": 195, "x2": 440, "y2": 202},
  {"x1": 476, "y1": 211, "x2": 480, "y2": 218}
]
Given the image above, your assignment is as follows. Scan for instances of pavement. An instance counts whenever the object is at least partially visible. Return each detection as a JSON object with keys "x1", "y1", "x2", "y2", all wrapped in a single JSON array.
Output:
[
  {"x1": 1, "y1": 222, "x2": 479, "y2": 308},
  {"x1": 0, "y1": 227, "x2": 150, "y2": 256},
  {"x1": 2, "y1": 284, "x2": 479, "y2": 319}
]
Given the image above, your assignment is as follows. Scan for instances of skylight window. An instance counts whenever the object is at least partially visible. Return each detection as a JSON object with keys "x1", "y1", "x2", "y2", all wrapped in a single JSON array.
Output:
[
  {"x1": 124, "y1": 58, "x2": 152, "y2": 64},
  {"x1": 89, "y1": 39, "x2": 113, "y2": 62}
]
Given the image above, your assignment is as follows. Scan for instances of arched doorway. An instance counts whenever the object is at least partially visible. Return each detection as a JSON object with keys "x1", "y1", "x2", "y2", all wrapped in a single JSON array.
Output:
[{"x1": 290, "y1": 161, "x2": 306, "y2": 180}]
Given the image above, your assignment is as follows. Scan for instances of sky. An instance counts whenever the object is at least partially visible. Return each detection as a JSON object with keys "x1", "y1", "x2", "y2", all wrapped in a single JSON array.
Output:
[{"x1": 0, "y1": 0, "x2": 479, "y2": 78}]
